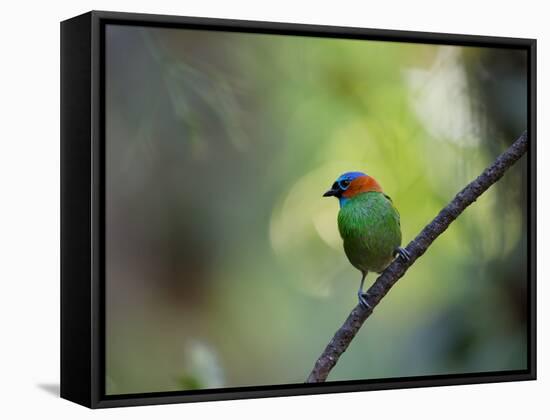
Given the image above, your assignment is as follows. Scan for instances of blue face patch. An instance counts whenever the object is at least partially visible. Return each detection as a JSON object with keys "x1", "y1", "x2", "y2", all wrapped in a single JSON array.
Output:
[
  {"x1": 338, "y1": 197, "x2": 349, "y2": 208},
  {"x1": 334, "y1": 172, "x2": 366, "y2": 208}
]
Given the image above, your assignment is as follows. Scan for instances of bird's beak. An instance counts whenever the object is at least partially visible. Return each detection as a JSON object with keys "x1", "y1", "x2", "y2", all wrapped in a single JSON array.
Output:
[{"x1": 323, "y1": 188, "x2": 338, "y2": 197}]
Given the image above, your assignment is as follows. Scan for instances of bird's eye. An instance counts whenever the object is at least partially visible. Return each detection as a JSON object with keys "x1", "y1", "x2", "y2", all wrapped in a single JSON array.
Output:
[{"x1": 340, "y1": 179, "x2": 350, "y2": 188}]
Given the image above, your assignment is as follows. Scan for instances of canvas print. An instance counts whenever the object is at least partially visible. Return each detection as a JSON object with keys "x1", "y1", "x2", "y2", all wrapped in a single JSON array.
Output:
[{"x1": 104, "y1": 24, "x2": 529, "y2": 395}]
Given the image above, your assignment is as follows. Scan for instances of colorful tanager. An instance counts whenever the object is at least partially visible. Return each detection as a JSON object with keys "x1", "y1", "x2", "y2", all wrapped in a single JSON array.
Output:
[{"x1": 323, "y1": 171, "x2": 409, "y2": 308}]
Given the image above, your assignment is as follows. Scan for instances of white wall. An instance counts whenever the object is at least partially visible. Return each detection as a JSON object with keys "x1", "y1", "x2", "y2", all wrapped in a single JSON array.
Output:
[{"x1": 0, "y1": 0, "x2": 547, "y2": 418}]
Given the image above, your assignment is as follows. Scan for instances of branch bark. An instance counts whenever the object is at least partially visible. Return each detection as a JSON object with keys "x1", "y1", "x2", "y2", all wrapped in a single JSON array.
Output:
[{"x1": 306, "y1": 131, "x2": 529, "y2": 383}]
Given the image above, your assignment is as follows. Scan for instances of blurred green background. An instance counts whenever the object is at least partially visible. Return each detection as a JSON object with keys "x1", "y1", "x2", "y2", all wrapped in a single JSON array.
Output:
[{"x1": 105, "y1": 24, "x2": 528, "y2": 395}]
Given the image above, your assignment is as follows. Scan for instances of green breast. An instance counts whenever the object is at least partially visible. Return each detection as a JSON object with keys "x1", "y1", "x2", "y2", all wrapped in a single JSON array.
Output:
[{"x1": 337, "y1": 192, "x2": 402, "y2": 273}]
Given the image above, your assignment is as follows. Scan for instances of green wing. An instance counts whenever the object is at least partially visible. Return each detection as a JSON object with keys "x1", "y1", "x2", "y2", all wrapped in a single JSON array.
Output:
[
  {"x1": 337, "y1": 192, "x2": 402, "y2": 273},
  {"x1": 383, "y1": 194, "x2": 401, "y2": 227}
]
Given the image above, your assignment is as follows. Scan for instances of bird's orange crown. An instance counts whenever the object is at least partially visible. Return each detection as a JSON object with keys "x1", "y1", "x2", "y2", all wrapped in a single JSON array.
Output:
[{"x1": 341, "y1": 174, "x2": 382, "y2": 198}]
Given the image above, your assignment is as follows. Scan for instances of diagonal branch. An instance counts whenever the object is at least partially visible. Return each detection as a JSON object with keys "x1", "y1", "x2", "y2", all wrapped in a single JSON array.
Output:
[{"x1": 306, "y1": 131, "x2": 529, "y2": 383}]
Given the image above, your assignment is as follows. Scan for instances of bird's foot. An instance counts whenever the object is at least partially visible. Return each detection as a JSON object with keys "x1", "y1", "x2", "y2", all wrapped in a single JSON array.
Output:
[
  {"x1": 358, "y1": 291, "x2": 373, "y2": 310},
  {"x1": 394, "y1": 247, "x2": 411, "y2": 262}
]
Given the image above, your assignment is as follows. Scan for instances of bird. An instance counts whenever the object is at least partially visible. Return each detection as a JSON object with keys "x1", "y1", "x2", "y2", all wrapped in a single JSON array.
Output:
[{"x1": 323, "y1": 171, "x2": 409, "y2": 309}]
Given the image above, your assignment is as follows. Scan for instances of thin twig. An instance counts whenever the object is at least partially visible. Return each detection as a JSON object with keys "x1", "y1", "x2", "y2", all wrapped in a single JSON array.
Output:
[{"x1": 306, "y1": 131, "x2": 529, "y2": 383}]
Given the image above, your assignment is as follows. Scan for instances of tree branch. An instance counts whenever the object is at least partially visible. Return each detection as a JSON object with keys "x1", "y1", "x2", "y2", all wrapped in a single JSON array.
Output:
[{"x1": 306, "y1": 131, "x2": 529, "y2": 383}]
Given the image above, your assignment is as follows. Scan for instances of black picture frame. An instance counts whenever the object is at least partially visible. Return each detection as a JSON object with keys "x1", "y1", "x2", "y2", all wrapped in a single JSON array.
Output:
[{"x1": 60, "y1": 10, "x2": 537, "y2": 409}]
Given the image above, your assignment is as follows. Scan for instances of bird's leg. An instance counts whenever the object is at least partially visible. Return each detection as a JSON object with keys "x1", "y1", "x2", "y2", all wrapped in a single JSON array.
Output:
[
  {"x1": 394, "y1": 247, "x2": 411, "y2": 262},
  {"x1": 357, "y1": 271, "x2": 372, "y2": 309}
]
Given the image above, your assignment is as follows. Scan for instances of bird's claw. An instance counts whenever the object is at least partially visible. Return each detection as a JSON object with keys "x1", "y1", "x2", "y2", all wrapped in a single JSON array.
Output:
[
  {"x1": 358, "y1": 291, "x2": 373, "y2": 310},
  {"x1": 394, "y1": 247, "x2": 411, "y2": 262}
]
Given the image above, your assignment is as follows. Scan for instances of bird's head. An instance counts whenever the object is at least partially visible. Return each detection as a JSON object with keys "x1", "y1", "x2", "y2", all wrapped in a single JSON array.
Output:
[{"x1": 323, "y1": 171, "x2": 382, "y2": 207}]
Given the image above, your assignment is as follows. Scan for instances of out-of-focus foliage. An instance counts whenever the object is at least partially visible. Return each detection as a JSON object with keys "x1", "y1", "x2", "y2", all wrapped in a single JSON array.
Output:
[{"x1": 105, "y1": 25, "x2": 528, "y2": 395}]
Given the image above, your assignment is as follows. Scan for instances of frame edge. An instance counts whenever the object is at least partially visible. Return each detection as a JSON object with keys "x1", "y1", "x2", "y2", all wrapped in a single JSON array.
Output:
[{"x1": 60, "y1": 11, "x2": 94, "y2": 408}]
